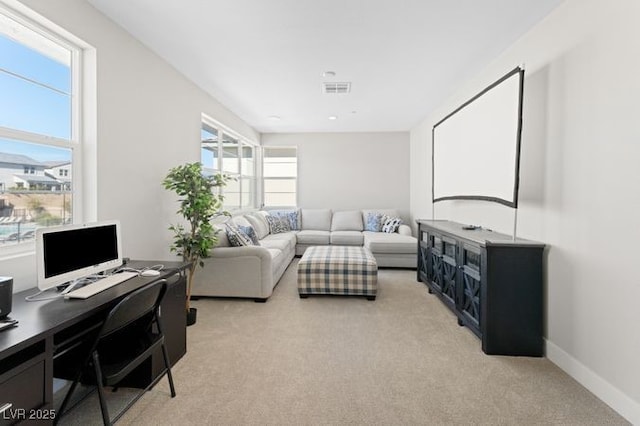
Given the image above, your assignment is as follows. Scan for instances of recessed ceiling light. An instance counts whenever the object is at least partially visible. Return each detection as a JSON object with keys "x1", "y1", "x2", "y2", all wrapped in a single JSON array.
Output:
[
  {"x1": 268, "y1": 115, "x2": 281, "y2": 121},
  {"x1": 323, "y1": 71, "x2": 336, "y2": 77},
  {"x1": 328, "y1": 115, "x2": 338, "y2": 120}
]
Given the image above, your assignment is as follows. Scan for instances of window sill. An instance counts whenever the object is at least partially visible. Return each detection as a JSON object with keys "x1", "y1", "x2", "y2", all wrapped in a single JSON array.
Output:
[{"x1": 0, "y1": 241, "x2": 35, "y2": 261}]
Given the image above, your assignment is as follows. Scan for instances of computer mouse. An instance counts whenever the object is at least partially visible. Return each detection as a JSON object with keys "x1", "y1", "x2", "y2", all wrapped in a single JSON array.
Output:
[{"x1": 141, "y1": 269, "x2": 161, "y2": 277}]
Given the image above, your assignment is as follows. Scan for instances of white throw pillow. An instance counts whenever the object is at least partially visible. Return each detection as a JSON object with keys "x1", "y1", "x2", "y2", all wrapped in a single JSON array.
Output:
[{"x1": 381, "y1": 216, "x2": 403, "y2": 233}]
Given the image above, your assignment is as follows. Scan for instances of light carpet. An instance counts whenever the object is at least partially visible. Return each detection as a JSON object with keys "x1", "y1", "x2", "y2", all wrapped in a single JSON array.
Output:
[{"x1": 69, "y1": 259, "x2": 628, "y2": 425}]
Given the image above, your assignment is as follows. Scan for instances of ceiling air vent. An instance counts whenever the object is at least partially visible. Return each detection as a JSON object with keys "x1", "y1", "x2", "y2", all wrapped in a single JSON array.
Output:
[{"x1": 322, "y1": 82, "x2": 351, "y2": 94}]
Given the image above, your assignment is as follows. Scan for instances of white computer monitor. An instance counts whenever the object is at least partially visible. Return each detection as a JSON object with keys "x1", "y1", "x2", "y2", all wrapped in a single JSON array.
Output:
[{"x1": 36, "y1": 220, "x2": 123, "y2": 292}]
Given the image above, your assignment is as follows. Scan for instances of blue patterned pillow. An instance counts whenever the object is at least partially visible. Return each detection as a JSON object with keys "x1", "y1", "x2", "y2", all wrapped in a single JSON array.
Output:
[
  {"x1": 226, "y1": 223, "x2": 254, "y2": 246},
  {"x1": 265, "y1": 215, "x2": 291, "y2": 234},
  {"x1": 269, "y1": 210, "x2": 299, "y2": 230},
  {"x1": 239, "y1": 225, "x2": 260, "y2": 245},
  {"x1": 364, "y1": 212, "x2": 386, "y2": 232},
  {"x1": 382, "y1": 216, "x2": 402, "y2": 233}
]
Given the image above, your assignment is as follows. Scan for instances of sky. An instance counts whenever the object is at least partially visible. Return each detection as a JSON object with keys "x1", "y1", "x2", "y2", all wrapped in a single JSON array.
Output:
[
  {"x1": 200, "y1": 127, "x2": 216, "y2": 169},
  {"x1": 0, "y1": 32, "x2": 72, "y2": 162}
]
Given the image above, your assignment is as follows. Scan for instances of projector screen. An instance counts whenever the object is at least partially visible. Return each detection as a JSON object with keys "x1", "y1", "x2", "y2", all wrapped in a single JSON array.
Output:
[{"x1": 432, "y1": 67, "x2": 524, "y2": 207}]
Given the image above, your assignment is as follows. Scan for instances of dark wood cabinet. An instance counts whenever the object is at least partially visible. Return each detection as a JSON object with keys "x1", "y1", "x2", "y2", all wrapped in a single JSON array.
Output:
[
  {"x1": 0, "y1": 342, "x2": 48, "y2": 426},
  {"x1": 417, "y1": 220, "x2": 545, "y2": 356}
]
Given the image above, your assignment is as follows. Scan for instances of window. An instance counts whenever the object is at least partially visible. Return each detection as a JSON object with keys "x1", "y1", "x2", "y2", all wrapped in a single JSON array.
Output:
[
  {"x1": 240, "y1": 145, "x2": 255, "y2": 208},
  {"x1": 201, "y1": 123, "x2": 219, "y2": 175},
  {"x1": 263, "y1": 147, "x2": 297, "y2": 207},
  {"x1": 221, "y1": 133, "x2": 240, "y2": 209},
  {"x1": 0, "y1": 8, "x2": 82, "y2": 246},
  {"x1": 200, "y1": 118, "x2": 257, "y2": 210}
]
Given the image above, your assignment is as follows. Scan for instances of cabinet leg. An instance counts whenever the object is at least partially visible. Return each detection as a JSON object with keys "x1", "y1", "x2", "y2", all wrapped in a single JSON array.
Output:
[
  {"x1": 457, "y1": 318, "x2": 464, "y2": 326},
  {"x1": 428, "y1": 288, "x2": 433, "y2": 294}
]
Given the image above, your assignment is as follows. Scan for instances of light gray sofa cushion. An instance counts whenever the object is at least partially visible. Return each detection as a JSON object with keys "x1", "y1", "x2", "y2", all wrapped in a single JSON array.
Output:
[
  {"x1": 246, "y1": 213, "x2": 270, "y2": 239},
  {"x1": 261, "y1": 232, "x2": 297, "y2": 251},
  {"x1": 301, "y1": 209, "x2": 332, "y2": 231},
  {"x1": 297, "y1": 230, "x2": 331, "y2": 245},
  {"x1": 363, "y1": 231, "x2": 417, "y2": 254},
  {"x1": 260, "y1": 238, "x2": 289, "y2": 252},
  {"x1": 330, "y1": 231, "x2": 364, "y2": 245},
  {"x1": 331, "y1": 210, "x2": 363, "y2": 231},
  {"x1": 267, "y1": 248, "x2": 284, "y2": 266},
  {"x1": 232, "y1": 215, "x2": 252, "y2": 227}
]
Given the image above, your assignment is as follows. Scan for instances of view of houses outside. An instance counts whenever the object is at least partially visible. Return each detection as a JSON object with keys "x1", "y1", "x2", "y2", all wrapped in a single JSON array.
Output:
[{"x1": 0, "y1": 143, "x2": 72, "y2": 243}]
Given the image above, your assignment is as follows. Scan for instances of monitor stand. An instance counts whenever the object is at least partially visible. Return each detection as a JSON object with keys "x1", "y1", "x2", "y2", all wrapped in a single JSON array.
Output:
[{"x1": 59, "y1": 278, "x2": 89, "y2": 295}]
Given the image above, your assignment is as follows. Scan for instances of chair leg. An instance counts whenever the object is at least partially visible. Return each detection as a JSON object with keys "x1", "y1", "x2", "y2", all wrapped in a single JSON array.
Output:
[
  {"x1": 55, "y1": 369, "x2": 84, "y2": 424},
  {"x1": 92, "y1": 352, "x2": 112, "y2": 426},
  {"x1": 160, "y1": 342, "x2": 176, "y2": 397}
]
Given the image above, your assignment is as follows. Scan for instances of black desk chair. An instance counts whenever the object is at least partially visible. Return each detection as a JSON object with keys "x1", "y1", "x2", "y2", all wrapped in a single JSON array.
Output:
[{"x1": 57, "y1": 279, "x2": 176, "y2": 425}]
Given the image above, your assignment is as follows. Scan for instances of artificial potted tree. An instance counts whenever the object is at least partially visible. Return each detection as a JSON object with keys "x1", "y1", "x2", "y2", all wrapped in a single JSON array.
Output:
[{"x1": 163, "y1": 162, "x2": 229, "y2": 326}]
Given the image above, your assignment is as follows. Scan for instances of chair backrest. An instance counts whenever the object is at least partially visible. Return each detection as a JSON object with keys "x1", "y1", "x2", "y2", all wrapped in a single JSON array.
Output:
[{"x1": 99, "y1": 279, "x2": 167, "y2": 339}]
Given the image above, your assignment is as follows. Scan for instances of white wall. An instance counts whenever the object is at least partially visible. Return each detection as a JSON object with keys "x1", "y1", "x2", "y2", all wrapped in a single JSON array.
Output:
[
  {"x1": 410, "y1": 0, "x2": 640, "y2": 422},
  {"x1": 262, "y1": 132, "x2": 410, "y2": 219},
  {"x1": 3, "y1": 0, "x2": 260, "y2": 292}
]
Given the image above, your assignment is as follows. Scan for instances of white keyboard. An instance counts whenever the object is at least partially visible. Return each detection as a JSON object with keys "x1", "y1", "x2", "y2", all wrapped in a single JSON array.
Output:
[{"x1": 64, "y1": 271, "x2": 139, "y2": 299}]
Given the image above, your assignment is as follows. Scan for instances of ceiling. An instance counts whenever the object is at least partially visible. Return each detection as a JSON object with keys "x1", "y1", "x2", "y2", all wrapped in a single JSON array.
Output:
[{"x1": 87, "y1": 0, "x2": 564, "y2": 134}]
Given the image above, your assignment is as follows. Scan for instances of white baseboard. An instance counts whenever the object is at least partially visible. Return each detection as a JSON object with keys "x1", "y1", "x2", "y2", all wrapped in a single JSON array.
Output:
[{"x1": 546, "y1": 339, "x2": 639, "y2": 425}]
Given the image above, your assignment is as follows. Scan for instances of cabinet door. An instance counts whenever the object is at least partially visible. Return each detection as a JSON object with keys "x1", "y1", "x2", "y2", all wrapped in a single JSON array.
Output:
[
  {"x1": 428, "y1": 234, "x2": 457, "y2": 309},
  {"x1": 458, "y1": 244, "x2": 482, "y2": 336},
  {"x1": 417, "y1": 228, "x2": 429, "y2": 284},
  {"x1": 426, "y1": 233, "x2": 443, "y2": 293},
  {"x1": 164, "y1": 273, "x2": 187, "y2": 365},
  {"x1": 440, "y1": 237, "x2": 458, "y2": 308}
]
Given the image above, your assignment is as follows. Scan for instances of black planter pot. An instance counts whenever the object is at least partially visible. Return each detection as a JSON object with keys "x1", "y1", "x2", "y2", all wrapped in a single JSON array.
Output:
[{"x1": 186, "y1": 307, "x2": 197, "y2": 326}]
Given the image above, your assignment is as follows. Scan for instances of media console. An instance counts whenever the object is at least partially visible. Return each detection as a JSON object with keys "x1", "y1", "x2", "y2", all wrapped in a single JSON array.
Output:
[
  {"x1": 0, "y1": 260, "x2": 188, "y2": 425},
  {"x1": 416, "y1": 220, "x2": 545, "y2": 356}
]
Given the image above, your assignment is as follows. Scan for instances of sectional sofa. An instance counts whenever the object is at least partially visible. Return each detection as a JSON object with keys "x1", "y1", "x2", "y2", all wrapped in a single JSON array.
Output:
[{"x1": 191, "y1": 209, "x2": 417, "y2": 301}]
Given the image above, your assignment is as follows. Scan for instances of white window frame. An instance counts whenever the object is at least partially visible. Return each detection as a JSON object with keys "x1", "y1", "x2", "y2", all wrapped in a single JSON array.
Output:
[
  {"x1": 201, "y1": 114, "x2": 259, "y2": 211},
  {"x1": 0, "y1": 2, "x2": 92, "y2": 257}
]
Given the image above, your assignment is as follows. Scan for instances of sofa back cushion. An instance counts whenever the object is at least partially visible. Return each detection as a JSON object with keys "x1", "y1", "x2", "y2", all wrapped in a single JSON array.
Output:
[
  {"x1": 301, "y1": 209, "x2": 332, "y2": 231},
  {"x1": 232, "y1": 215, "x2": 252, "y2": 228},
  {"x1": 246, "y1": 213, "x2": 270, "y2": 239},
  {"x1": 331, "y1": 210, "x2": 363, "y2": 231}
]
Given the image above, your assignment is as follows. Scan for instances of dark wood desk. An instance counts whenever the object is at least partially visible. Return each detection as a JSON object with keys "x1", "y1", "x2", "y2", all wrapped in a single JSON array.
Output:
[{"x1": 0, "y1": 261, "x2": 188, "y2": 425}]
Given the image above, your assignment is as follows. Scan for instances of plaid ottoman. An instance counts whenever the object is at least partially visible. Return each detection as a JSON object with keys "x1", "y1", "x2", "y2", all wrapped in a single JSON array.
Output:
[{"x1": 298, "y1": 246, "x2": 378, "y2": 300}]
